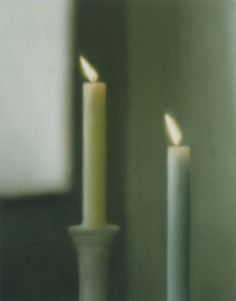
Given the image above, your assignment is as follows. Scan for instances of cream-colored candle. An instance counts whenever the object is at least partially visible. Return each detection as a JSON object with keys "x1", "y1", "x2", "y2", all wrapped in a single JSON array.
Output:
[
  {"x1": 80, "y1": 56, "x2": 107, "y2": 227},
  {"x1": 165, "y1": 114, "x2": 191, "y2": 301}
]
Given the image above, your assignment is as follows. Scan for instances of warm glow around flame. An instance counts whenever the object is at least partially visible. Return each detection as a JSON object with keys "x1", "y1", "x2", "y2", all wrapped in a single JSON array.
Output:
[
  {"x1": 164, "y1": 114, "x2": 182, "y2": 146},
  {"x1": 80, "y1": 56, "x2": 98, "y2": 82}
]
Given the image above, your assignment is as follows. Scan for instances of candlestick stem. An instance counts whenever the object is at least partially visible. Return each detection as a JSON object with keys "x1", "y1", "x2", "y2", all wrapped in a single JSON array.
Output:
[{"x1": 69, "y1": 224, "x2": 119, "y2": 301}]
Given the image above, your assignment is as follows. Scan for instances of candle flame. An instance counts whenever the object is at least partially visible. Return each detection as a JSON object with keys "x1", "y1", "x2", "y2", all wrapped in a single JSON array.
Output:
[
  {"x1": 164, "y1": 114, "x2": 182, "y2": 146},
  {"x1": 80, "y1": 56, "x2": 98, "y2": 82}
]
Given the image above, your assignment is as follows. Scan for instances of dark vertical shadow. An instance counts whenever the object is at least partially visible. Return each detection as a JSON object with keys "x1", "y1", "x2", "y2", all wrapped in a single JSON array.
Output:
[
  {"x1": 0, "y1": 203, "x2": 3, "y2": 300},
  {"x1": 71, "y1": 0, "x2": 82, "y2": 206},
  {"x1": 77, "y1": 1, "x2": 128, "y2": 300}
]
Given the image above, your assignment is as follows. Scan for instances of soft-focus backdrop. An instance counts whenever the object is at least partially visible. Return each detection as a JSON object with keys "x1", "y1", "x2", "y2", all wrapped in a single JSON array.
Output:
[
  {"x1": 126, "y1": 1, "x2": 236, "y2": 301},
  {"x1": 0, "y1": 0, "x2": 72, "y2": 196},
  {"x1": 1, "y1": 1, "x2": 236, "y2": 301}
]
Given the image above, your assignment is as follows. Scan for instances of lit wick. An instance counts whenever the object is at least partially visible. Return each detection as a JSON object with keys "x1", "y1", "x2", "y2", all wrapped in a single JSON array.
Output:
[
  {"x1": 164, "y1": 113, "x2": 182, "y2": 146},
  {"x1": 80, "y1": 56, "x2": 98, "y2": 83}
]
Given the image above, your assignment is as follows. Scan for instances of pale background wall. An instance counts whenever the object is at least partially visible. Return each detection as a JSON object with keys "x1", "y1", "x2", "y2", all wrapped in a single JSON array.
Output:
[{"x1": 0, "y1": 0, "x2": 73, "y2": 196}]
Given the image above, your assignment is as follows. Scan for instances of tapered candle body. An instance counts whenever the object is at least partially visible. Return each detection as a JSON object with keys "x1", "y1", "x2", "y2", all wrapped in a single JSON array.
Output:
[
  {"x1": 82, "y1": 82, "x2": 107, "y2": 227},
  {"x1": 167, "y1": 146, "x2": 191, "y2": 301}
]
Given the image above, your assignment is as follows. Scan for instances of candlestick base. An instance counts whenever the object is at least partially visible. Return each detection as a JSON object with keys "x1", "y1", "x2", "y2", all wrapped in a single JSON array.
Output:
[{"x1": 68, "y1": 224, "x2": 120, "y2": 301}]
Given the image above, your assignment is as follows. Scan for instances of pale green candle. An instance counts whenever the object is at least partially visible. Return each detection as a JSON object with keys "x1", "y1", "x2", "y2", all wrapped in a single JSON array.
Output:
[
  {"x1": 165, "y1": 114, "x2": 191, "y2": 301},
  {"x1": 80, "y1": 56, "x2": 107, "y2": 227}
]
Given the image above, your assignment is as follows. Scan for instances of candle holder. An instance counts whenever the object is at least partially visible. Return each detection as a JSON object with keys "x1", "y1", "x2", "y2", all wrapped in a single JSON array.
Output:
[{"x1": 68, "y1": 224, "x2": 120, "y2": 301}]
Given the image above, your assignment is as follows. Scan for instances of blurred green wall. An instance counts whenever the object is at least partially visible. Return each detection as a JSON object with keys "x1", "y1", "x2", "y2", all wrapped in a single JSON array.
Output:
[{"x1": 126, "y1": 1, "x2": 236, "y2": 301}]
